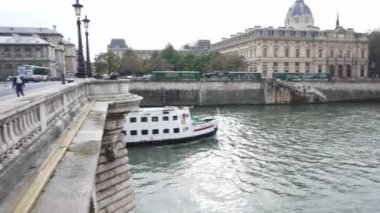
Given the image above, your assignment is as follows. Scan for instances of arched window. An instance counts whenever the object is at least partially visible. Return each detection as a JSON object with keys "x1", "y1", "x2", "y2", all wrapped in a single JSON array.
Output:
[
  {"x1": 338, "y1": 65, "x2": 344, "y2": 78},
  {"x1": 329, "y1": 65, "x2": 335, "y2": 77},
  {"x1": 346, "y1": 65, "x2": 352, "y2": 78}
]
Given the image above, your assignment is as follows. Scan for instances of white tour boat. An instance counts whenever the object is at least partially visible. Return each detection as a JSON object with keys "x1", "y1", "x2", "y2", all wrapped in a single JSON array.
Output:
[{"x1": 123, "y1": 106, "x2": 218, "y2": 147}]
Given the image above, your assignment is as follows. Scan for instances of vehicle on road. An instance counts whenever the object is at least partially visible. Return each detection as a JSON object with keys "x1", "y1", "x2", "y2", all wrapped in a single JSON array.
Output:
[{"x1": 17, "y1": 65, "x2": 50, "y2": 82}]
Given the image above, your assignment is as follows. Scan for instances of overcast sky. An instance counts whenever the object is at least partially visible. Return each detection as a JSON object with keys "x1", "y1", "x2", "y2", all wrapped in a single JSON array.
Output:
[{"x1": 1, "y1": 0, "x2": 379, "y2": 59}]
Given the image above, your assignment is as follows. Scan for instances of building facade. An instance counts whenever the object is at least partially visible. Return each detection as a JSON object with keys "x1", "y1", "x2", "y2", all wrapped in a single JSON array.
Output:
[
  {"x1": 0, "y1": 27, "x2": 77, "y2": 80},
  {"x1": 181, "y1": 39, "x2": 211, "y2": 54},
  {"x1": 107, "y1": 38, "x2": 157, "y2": 60},
  {"x1": 210, "y1": 0, "x2": 369, "y2": 79}
]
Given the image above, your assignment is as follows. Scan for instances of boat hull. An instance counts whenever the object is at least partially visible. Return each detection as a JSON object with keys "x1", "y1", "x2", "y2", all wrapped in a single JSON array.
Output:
[{"x1": 126, "y1": 128, "x2": 218, "y2": 147}]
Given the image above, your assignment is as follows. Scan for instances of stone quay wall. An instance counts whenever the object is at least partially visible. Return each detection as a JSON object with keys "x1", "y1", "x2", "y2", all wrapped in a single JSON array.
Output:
[{"x1": 128, "y1": 80, "x2": 380, "y2": 106}]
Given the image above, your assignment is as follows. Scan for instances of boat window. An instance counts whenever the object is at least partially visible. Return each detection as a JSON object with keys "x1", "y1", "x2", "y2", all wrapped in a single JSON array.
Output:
[
  {"x1": 183, "y1": 127, "x2": 189, "y2": 132},
  {"x1": 173, "y1": 116, "x2": 178, "y2": 121},
  {"x1": 163, "y1": 129, "x2": 169, "y2": 134},
  {"x1": 152, "y1": 116, "x2": 159, "y2": 122},
  {"x1": 163, "y1": 116, "x2": 169, "y2": 121},
  {"x1": 130, "y1": 130, "x2": 137, "y2": 136},
  {"x1": 152, "y1": 129, "x2": 159, "y2": 134},
  {"x1": 141, "y1": 130, "x2": 148, "y2": 135},
  {"x1": 141, "y1": 117, "x2": 148, "y2": 122},
  {"x1": 174, "y1": 128, "x2": 180, "y2": 133},
  {"x1": 129, "y1": 117, "x2": 137, "y2": 123}
]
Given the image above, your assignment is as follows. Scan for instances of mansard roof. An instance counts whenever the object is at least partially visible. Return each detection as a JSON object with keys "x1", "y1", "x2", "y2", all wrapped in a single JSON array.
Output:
[
  {"x1": 108, "y1": 39, "x2": 128, "y2": 49},
  {"x1": 0, "y1": 35, "x2": 49, "y2": 45},
  {"x1": 0, "y1": 27, "x2": 61, "y2": 36}
]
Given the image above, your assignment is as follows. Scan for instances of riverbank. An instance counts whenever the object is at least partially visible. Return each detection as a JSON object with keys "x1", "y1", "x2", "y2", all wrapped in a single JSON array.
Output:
[{"x1": 128, "y1": 80, "x2": 380, "y2": 106}]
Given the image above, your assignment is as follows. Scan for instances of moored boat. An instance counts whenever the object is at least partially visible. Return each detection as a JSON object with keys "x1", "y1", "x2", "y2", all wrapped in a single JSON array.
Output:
[{"x1": 123, "y1": 106, "x2": 218, "y2": 147}]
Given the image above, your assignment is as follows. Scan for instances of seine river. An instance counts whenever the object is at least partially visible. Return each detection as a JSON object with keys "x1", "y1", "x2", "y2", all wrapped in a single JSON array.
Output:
[{"x1": 128, "y1": 103, "x2": 380, "y2": 213}]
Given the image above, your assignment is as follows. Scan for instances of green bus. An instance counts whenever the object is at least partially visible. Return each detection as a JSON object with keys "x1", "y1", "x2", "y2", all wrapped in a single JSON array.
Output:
[
  {"x1": 273, "y1": 72, "x2": 331, "y2": 81},
  {"x1": 227, "y1": 72, "x2": 262, "y2": 81},
  {"x1": 17, "y1": 65, "x2": 50, "y2": 82},
  {"x1": 151, "y1": 71, "x2": 202, "y2": 81}
]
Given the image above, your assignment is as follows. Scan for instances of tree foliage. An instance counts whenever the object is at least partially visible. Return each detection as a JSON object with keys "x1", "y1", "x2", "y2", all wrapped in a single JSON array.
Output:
[{"x1": 93, "y1": 43, "x2": 247, "y2": 76}]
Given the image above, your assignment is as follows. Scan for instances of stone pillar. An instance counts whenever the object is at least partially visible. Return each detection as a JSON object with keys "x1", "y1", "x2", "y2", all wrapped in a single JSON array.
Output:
[{"x1": 94, "y1": 94, "x2": 142, "y2": 213}]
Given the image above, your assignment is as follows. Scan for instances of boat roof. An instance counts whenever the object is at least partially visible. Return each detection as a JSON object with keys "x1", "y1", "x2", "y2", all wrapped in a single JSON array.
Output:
[{"x1": 129, "y1": 106, "x2": 191, "y2": 113}]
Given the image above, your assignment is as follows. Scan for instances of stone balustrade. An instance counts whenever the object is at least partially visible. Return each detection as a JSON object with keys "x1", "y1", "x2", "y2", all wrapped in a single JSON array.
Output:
[
  {"x1": 0, "y1": 80, "x2": 142, "y2": 213},
  {"x1": 0, "y1": 82, "x2": 88, "y2": 172}
]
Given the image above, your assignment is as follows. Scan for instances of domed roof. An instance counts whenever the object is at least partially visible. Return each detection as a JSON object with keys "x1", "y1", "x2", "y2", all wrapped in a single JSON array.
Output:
[
  {"x1": 285, "y1": 0, "x2": 314, "y2": 29},
  {"x1": 287, "y1": 0, "x2": 313, "y2": 17}
]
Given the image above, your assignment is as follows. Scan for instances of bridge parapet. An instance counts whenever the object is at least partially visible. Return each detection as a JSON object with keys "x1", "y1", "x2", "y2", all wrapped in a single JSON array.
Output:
[
  {"x1": 0, "y1": 80, "x2": 142, "y2": 213},
  {"x1": 0, "y1": 82, "x2": 88, "y2": 172}
]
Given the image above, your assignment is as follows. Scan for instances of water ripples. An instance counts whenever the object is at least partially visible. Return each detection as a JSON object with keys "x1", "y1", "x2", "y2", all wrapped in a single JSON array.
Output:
[{"x1": 129, "y1": 103, "x2": 380, "y2": 213}]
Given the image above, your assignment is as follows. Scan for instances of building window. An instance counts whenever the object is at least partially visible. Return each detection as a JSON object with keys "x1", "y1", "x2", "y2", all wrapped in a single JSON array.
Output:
[
  {"x1": 163, "y1": 116, "x2": 169, "y2": 121},
  {"x1": 285, "y1": 70, "x2": 289, "y2": 73},
  {"x1": 130, "y1": 130, "x2": 138, "y2": 136},
  {"x1": 152, "y1": 116, "x2": 159, "y2": 122},
  {"x1": 330, "y1": 50, "x2": 334, "y2": 58},
  {"x1": 130, "y1": 117, "x2": 137, "y2": 123},
  {"x1": 4, "y1": 47, "x2": 10, "y2": 57},
  {"x1": 338, "y1": 50, "x2": 343, "y2": 58},
  {"x1": 173, "y1": 115, "x2": 178, "y2": 121},
  {"x1": 273, "y1": 62, "x2": 278, "y2": 73},
  {"x1": 174, "y1": 128, "x2": 180, "y2": 133},
  {"x1": 15, "y1": 48, "x2": 21, "y2": 57},
  {"x1": 318, "y1": 65, "x2": 323, "y2": 73},
  {"x1": 319, "y1": 49, "x2": 323, "y2": 58},
  {"x1": 306, "y1": 63, "x2": 310, "y2": 67},
  {"x1": 141, "y1": 117, "x2": 148, "y2": 122},
  {"x1": 346, "y1": 50, "x2": 351, "y2": 58},
  {"x1": 263, "y1": 48, "x2": 267, "y2": 57},
  {"x1": 306, "y1": 49, "x2": 310, "y2": 58},
  {"x1": 295, "y1": 62, "x2": 300, "y2": 67},
  {"x1": 141, "y1": 130, "x2": 149, "y2": 135},
  {"x1": 296, "y1": 49, "x2": 300, "y2": 57},
  {"x1": 163, "y1": 129, "x2": 169, "y2": 134},
  {"x1": 274, "y1": 48, "x2": 279, "y2": 57},
  {"x1": 347, "y1": 65, "x2": 352, "y2": 78},
  {"x1": 295, "y1": 69, "x2": 300, "y2": 73},
  {"x1": 284, "y1": 62, "x2": 289, "y2": 67},
  {"x1": 25, "y1": 47, "x2": 32, "y2": 57},
  {"x1": 285, "y1": 48, "x2": 289, "y2": 57},
  {"x1": 152, "y1": 129, "x2": 159, "y2": 134},
  {"x1": 361, "y1": 50, "x2": 366, "y2": 58},
  {"x1": 361, "y1": 65, "x2": 365, "y2": 77}
]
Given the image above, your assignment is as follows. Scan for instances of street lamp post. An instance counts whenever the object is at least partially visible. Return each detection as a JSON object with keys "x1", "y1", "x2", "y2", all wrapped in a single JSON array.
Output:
[
  {"x1": 58, "y1": 39, "x2": 66, "y2": 84},
  {"x1": 83, "y1": 15, "x2": 92, "y2": 77},
  {"x1": 72, "y1": 0, "x2": 86, "y2": 78}
]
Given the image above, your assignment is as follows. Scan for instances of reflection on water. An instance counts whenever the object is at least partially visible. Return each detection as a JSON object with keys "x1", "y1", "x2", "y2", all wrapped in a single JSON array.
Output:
[{"x1": 129, "y1": 103, "x2": 380, "y2": 213}]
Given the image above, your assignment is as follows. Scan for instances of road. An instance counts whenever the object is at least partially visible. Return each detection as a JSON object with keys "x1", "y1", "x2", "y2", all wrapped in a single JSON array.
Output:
[{"x1": 0, "y1": 81, "x2": 62, "y2": 100}]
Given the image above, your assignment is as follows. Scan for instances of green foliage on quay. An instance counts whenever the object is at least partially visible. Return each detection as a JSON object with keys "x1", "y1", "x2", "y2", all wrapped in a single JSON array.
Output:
[{"x1": 94, "y1": 44, "x2": 247, "y2": 76}]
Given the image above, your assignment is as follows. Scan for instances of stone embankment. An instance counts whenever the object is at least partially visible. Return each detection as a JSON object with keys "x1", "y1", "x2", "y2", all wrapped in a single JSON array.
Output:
[{"x1": 128, "y1": 80, "x2": 380, "y2": 106}]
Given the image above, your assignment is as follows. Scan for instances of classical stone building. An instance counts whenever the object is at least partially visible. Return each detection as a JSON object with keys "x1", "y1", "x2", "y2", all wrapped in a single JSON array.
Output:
[
  {"x1": 107, "y1": 38, "x2": 157, "y2": 60},
  {"x1": 210, "y1": 0, "x2": 369, "y2": 79},
  {"x1": 0, "y1": 27, "x2": 77, "y2": 80},
  {"x1": 181, "y1": 39, "x2": 211, "y2": 54}
]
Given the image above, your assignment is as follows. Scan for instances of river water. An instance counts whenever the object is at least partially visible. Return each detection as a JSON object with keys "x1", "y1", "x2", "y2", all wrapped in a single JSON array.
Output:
[{"x1": 128, "y1": 103, "x2": 380, "y2": 213}]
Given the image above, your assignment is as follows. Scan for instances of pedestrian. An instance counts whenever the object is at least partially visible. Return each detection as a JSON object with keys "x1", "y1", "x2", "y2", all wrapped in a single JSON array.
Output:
[{"x1": 12, "y1": 74, "x2": 25, "y2": 97}]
